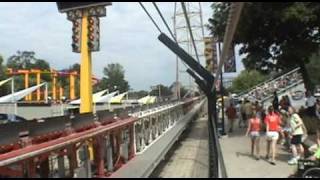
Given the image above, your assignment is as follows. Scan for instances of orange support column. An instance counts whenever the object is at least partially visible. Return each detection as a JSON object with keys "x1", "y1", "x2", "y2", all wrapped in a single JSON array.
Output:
[
  {"x1": 25, "y1": 72, "x2": 29, "y2": 101},
  {"x1": 31, "y1": 69, "x2": 41, "y2": 101},
  {"x1": 36, "y1": 72, "x2": 41, "y2": 101},
  {"x1": 59, "y1": 86, "x2": 64, "y2": 101},
  {"x1": 69, "y1": 72, "x2": 76, "y2": 100},
  {"x1": 52, "y1": 70, "x2": 57, "y2": 101}
]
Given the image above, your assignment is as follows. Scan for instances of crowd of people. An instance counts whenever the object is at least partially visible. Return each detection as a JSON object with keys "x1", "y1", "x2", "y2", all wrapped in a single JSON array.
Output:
[
  {"x1": 224, "y1": 90, "x2": 320, "y2": 166},
  {"x1": 243, "y1": 70, "x2": 302, "y2": 102}
]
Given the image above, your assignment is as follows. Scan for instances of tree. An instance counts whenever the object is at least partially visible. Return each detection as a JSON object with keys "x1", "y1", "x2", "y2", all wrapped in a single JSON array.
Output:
[
  {"x1": 208, "y1": 2, "x2": 320, "y2": 90},
  {"x1": 306, "y1": 53, "x2": 320, "y2": 86},
  {"x1": 6, "y1": 51, "x2": 52, "y2": 91},
  {"x1": 7, "y1": 51, "x2": 35, "y2": 69},
  {"x1": 180, "y1": 86, "x2": 188, "y2": 98},
  {"x1": 149, "y1": 84, "x2": 172, "y2": 97},
  {"x1": 229, "y1": 70, "x2": 268, "y2": 94},
  {"x1": 0, "y1": 54, "x2": 9, "y2": 96},
  {"x1": 98, "y1": 63, "x2": 130, "y2": 93},
  {"x1": 69, "y1": 63, "x2": 80, "y2": 73},
  {"x1": 129, "y1": 90, "x2": 149, "y2": 99}
]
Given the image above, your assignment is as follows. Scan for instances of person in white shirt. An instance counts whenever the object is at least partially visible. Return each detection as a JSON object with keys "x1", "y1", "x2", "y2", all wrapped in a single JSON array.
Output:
[{"x1": 306, "y1": 91, "x2": 317, "y2": 117}]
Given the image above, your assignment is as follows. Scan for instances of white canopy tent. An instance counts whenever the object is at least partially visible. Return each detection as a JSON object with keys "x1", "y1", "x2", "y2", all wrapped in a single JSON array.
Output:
[
  {"x1": 137, "y1": 95, "x2": 157, "y2": 105},
  {"x1": 69, "y1": 89, "x2": 109, "y2": 105},
  {"x1": 95, "y1": 91, "x2": 119, "y2": 103},
  {"x1": 0, "y1": 83, "x2": 45, "y2": 103},
  {"x1": 0, "y1": 78, "x2": 12, "y2": 87},
  {"x1": 109, "y1": 92, "x2": 128, "y2": 104}
]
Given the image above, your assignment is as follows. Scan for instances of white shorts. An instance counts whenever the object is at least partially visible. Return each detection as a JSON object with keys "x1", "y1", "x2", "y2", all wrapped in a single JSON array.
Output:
[
  {"x1": 266, "y1": 131, "x2": 279, "y2": 140},
  {"x1": 282, "y1": 127, "x2": 291, "y2": 133},
  {"x1": 250, "y1": 131, "x2": 260, "y2": 138}
]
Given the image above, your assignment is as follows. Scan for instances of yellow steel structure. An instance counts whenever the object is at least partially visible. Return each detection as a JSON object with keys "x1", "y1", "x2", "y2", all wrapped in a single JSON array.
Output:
[
  {"x1": 25, "y1": 71, "x2": 30, "y2": 101},
  {"x1": 30, "y1": 69, "x2": 42, "y2": 101},
  {"x1": 51, "y1": 69, "x2": 58, "y2": 101},
  {"x1": 59, "y1": 86, "x2": 64, "y2": 100},
  {"x1": 80, "y1": 10, "x2": 93, "y2": 113},
  {"x1": 7, "y1": 68, "x2": 83, "y2": 102},
  {"x1": 69, "y1": 71, "x2": 77, "y2": 100},
  {"x1": 7, "y1": 68, "x2": 30, "y2": 101},
  {"x1": 14, "y1": 70, "x2": 31, "y2": 101}
]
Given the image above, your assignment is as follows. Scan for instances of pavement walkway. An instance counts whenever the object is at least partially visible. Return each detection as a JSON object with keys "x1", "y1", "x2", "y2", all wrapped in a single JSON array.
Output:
[{"x1": 220, "y1": 123, "x2": 297, "y2": 178}]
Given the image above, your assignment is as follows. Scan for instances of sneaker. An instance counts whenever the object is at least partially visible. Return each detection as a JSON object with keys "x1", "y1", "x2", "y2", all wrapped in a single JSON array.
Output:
[
  {"x1": 270, "y1": 160, "x2": 276, "y2": 165},
  {"x1": 288, "y1": 158, "x2": 298, "y2": 165}
]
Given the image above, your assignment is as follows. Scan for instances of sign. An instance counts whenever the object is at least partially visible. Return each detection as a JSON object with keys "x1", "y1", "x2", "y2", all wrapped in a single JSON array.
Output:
[
  {"x1": 291, "y1": 90, "x2": 304, "y2": 101},
  {"x1": 56, "y1": 2, "x2": 112, "y2": 13},
  {"x1": 204, "y1": 37, "x2": 218, "y2": 74},
  {"x1": 224, "y1": 45, "x2": 236, "y2": 73}
]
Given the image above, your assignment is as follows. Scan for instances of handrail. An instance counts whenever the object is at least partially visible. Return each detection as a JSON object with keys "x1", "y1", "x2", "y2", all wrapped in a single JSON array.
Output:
[
  {"x1": 238, "y1": 68, "x2": 301, "y2": 103},
  {"x1": 238, "y1": 67, "x2": 300, "y2": 98},
  {"x1": 260, "y1": 79, "x2": 304, "y2": 103},
  {"x1": 207, "y1": 97, "x2": 228, "y2": 178}
]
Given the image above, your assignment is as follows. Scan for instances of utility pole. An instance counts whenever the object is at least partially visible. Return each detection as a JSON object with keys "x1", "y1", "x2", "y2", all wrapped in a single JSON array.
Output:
[{"x1": 218, "y1": 42, "x2": 226, "y2": 135}]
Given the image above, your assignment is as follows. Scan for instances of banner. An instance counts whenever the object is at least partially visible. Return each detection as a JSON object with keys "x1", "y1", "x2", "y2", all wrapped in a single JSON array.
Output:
[
  {"x1": 224, "y1": 45, "x2": 236, "y2": 73},
  {"x1": 204, "y1": 37, "x2": 218, "y2": 74}
]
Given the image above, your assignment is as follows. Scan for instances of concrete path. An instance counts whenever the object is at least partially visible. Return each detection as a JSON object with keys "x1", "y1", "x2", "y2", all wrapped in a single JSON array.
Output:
[
  {"x1": 220, "y1": 123, "x2": 297, "y2": 178},
  {"x1": 151, "y1": 116, "x2": 209, "y2": 178}
]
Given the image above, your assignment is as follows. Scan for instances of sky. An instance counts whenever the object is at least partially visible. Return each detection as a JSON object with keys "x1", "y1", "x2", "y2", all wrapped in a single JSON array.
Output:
[{"x1": 0, "y1": 2, "x2": 244, "y2": 91}]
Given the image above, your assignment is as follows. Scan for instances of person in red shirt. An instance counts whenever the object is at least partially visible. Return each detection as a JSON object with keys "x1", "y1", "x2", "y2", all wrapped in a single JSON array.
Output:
[
  {"x1": 245, "y1": 110, "x2": 261, "y2": 160},
  {"x1": 264, "y1": 105, "x2": 282, "y2": 165}
]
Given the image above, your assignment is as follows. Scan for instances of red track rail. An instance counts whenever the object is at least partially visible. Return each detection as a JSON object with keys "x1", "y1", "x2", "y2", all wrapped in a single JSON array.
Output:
[{"x1": 0, "y1": 117, "x2": 137, "y2": 167}]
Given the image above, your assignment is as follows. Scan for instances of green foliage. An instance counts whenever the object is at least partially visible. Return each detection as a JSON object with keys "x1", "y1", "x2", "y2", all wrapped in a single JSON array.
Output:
[
  {"x1": 98, "y1": 63, "x2": 130, "y2": 93},
  {"x1": 229, "y1": 70, "x2": 267, "y2": 93},
  {"x1": 6, "y1": 51, "x2": 52, "y2": 91},
  {"x1": 129, "y1": 90, "x2": 149, "y2": 99},
  {"x1": 69, "y1": 63, "x2": 80, "y2": 73},
  {"x1": 58, "y1": 63, "x2": 81, "y2": 99},
  {"x1": 0, "y1": 55, "x2": 8, "y2": 96},
  {"x1": 149, "y1": 84, "x2": 172, "y2": 97},
  {"x1": 208, "y1": 2, "x2": 320, "y2": 90},
  {"x1": 180, "y1": 86, "x2": 188, "y2": 98},
  {"x1": 306, "y1": 53, "x2": 320, "y2": 86}
]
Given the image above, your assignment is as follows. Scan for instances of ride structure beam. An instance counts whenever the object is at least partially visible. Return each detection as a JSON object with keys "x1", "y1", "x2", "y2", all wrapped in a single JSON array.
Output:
[{"x1": 80, "y1": 10, "x2": 93, "y2": 113}]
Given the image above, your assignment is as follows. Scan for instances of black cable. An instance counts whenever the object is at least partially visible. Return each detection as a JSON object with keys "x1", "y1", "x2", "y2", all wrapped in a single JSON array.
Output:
[
  {"x1": 152, "y1": 2, "x2": 177, "y2": 43},
  {"x1": 138, "y1": 2, "x2": 162, "y2": 33},
  {"x1": 181, "y1": 2, "x2": 201, "y2": 63},
  {"x1": 138, "y1": 2, "x2": 192, "y2": 77},
  {"x1": 150, "y1": 2, "x2": 189, "y2": 70}
]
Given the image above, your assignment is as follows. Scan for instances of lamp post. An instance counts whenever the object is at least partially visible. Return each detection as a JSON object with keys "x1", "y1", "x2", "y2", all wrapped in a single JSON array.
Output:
[{"x1": 218, "y1": 42, "x2": 226, "y2": 136}]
